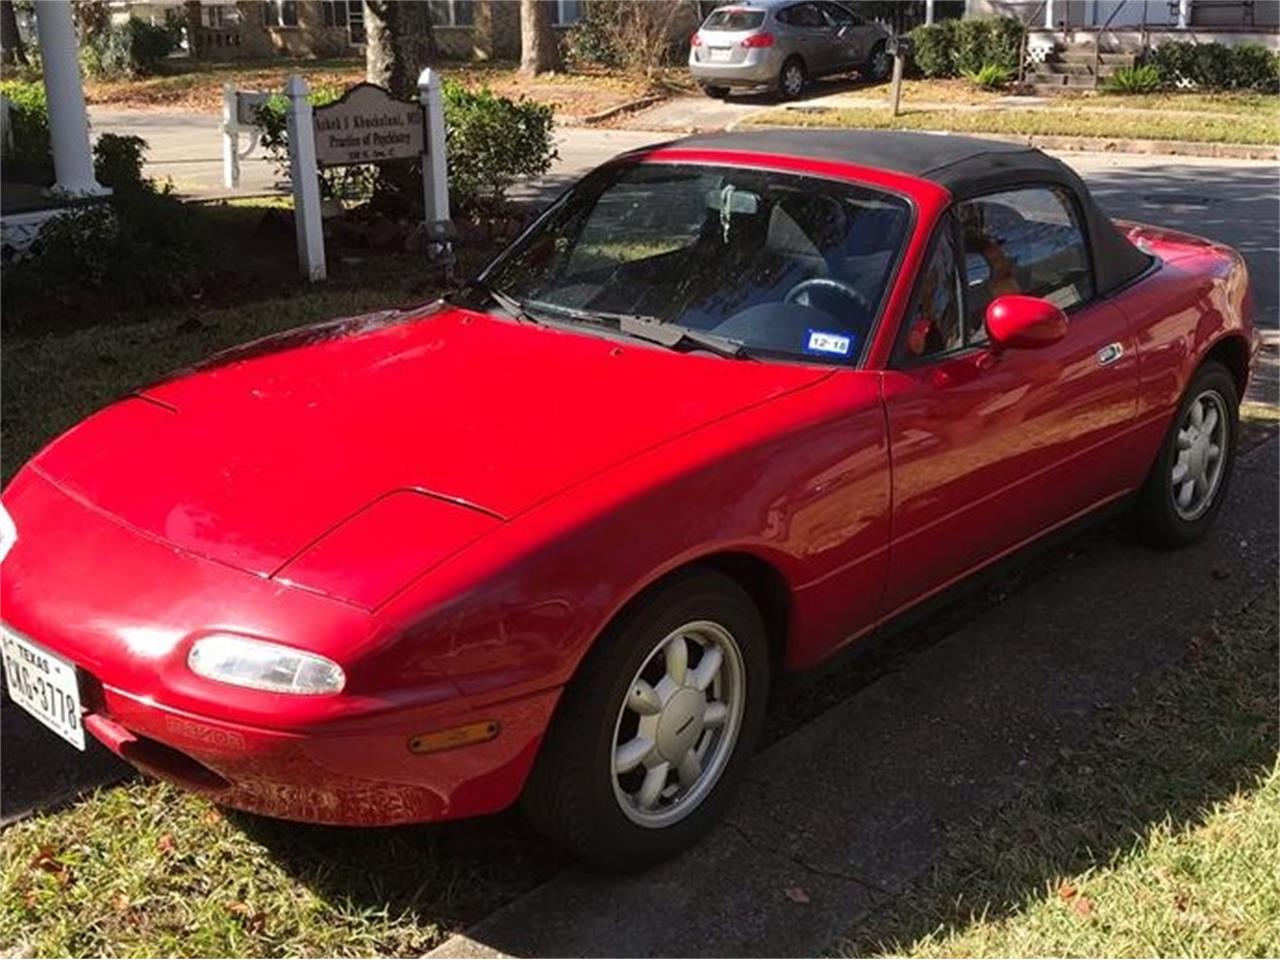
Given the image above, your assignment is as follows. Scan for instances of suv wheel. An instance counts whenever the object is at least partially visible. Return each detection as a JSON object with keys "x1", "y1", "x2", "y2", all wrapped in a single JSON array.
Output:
[{"x1": 778, "y1": 57, "x2": 806, "y2": 99}]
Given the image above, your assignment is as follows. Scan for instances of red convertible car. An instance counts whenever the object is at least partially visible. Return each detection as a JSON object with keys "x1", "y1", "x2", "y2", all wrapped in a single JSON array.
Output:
[{"x1": 1, "y1": 131, "x2": 1257, "y2": 868}]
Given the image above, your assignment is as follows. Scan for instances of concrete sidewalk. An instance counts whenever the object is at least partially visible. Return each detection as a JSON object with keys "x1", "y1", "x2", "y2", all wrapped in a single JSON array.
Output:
[{"x1": 430, "y1": 434, "x2": 1279, "y2": 959}]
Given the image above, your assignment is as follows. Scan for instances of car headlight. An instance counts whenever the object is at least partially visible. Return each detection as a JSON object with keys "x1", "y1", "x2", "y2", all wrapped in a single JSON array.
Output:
[{"x1": 187, "y1": 635, "x2": 345, "y2": 695}]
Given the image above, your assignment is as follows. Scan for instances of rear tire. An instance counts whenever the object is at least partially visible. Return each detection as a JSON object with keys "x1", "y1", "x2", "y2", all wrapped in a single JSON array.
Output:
[
  {"x1": 778, "y1": 56, "x2": 806, "y2": 99},
  {"x1": 1135, "y1": 360, "x2": 1238, "y2": 548},
  {"x1": 521, "y1": 568, "x2": 770, "y2": 871},
  {"x1": 700, "y1": 84, "x2": 731, "y2": 99}
]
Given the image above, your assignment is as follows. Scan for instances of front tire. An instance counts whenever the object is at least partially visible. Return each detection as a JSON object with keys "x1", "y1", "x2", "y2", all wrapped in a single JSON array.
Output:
[
  {"x1": 1135, "y1": 360, "x2": 1238, "y2": 547},
  {"x1": 521, "y1": 569, "x2": 770, "y2": 870}
]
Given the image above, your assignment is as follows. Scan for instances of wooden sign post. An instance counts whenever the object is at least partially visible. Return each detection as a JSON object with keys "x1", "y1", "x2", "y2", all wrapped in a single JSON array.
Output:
[{"x1": 285, "y1": 72, "x2": 451, "y2": 282}]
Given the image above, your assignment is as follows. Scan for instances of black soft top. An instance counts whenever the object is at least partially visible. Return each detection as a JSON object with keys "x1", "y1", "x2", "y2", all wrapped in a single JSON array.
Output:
[{"x1": 650, "y1": 130, "x2": 1151, "y2": 296}]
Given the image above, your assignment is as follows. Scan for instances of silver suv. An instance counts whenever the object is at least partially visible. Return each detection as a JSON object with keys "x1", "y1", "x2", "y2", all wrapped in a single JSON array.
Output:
[{"x1": 689, "y1": 0, "x2": 893, "y2": 99}]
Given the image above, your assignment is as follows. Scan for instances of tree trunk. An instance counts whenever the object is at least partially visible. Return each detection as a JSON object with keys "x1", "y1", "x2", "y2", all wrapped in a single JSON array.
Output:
[
  {"x1": 364, "y1": 0, "x2": 437, "y2": 100},
  {"x1": 0, "y1": 0, "x2": 27, "y2": 67},
  {"x1": 519, "y1": 0, "x2": 560, "y2": 76}
]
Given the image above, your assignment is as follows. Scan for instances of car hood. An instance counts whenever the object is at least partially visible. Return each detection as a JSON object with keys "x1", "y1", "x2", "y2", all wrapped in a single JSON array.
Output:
[{"x1": 29, "y1": 304, "x2": 831, "y2": 579}]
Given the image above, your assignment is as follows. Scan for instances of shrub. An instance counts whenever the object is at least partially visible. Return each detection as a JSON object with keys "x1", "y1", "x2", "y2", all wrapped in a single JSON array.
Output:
[
  {"x1": 908, "y1": 20, "x2": 957, "y2": 78},
  {"x1": 962, "y1": 62, "x2": 1015, "y2": 90},
  {"x1": 952, "y1": 17, "x2": 993, "y2": 74},
  {"x1": 1148, "y1": 39, "x2": 1279, "y2": 90},
  {"x1": 1191, "y1": 41, "x2": 1233, "y2": 89},
  {"x1": 1227, "y1": 43, "x2": 1280, "y2": 90},
  {"x1": 440, "y1": 83, "x2": 557, "y2": 212},
  {"x1": 984, "y1": 15, "x2": 1024, "y2": 74},
  {"x1": 1104, "y1": 64, "x2": 1162, "y2": 94},
  {"x1": 1148, "y1": 39, "x2": 1197, "y2": 86},
  {"x1": 82, "y1": 18, "x2": 174, "y2": 79},
  {"x1": 564, "y1": 2, "x2": 624, "y2": 70},
  {"x1": 909, "y1": 16, "x2": 1020, "y2": 79},
  {"x1": 563, "y1": 0, "x2": 686, "y2": 75},
  {"x1": 93, "y1": 133, "x2": 150, "y2": 191},
  {"x1": 0, "y1": 78, "x2": 50, "y2": 167},
  {"x1": 3, "y1": 185, "x2": 214, "y2": 326}
]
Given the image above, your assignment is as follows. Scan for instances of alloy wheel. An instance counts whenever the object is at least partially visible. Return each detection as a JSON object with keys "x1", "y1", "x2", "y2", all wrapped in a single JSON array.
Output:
[
  {"x1": 1170, "y1": 388, "x2": 1228, "y2": 521},
  {"x1": 781, "y1": 62, "x2": 805, "y2": 97},
  {"x1": 610, "y1": 620, "x2": 745, "y2": 828}
]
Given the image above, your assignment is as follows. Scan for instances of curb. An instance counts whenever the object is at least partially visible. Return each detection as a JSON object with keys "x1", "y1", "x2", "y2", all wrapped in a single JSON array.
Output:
[
  {"x1": 565, "y1": 94, "x2": 665, "y2": 126},
  {"x1": 726, "y1": 116, "x2": 1278, "y2": 161}
]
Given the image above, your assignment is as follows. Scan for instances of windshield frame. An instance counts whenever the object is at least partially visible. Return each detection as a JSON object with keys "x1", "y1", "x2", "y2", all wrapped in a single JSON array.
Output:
[{"x1": 474, "y1": 155, "x2": 919, "y2": 368}]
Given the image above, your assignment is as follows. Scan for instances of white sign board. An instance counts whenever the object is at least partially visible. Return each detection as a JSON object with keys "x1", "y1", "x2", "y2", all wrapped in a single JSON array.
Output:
[{"x1": 312, "y1": 83, "x2": 425, "y2": 168}]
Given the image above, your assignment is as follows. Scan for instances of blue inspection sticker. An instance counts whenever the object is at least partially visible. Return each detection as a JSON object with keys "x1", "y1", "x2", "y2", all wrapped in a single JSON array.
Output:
[{"x1": 805, "y1": 330, "x2": 853, "y2": 357}]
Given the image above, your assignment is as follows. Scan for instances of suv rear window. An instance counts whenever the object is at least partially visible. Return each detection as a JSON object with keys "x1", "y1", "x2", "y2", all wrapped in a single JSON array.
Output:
[{"x1": 703, "y1": 8, "x2": 767, "y2": 29}]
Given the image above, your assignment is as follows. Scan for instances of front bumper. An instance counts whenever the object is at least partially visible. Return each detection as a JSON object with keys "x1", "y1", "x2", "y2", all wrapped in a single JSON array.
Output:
[
  {"x1": 1, "y1": 467, "x2": 560, "y2": 825},
  {"x1": 81, "y1": 678, "x2": 559, "y2": 825}
]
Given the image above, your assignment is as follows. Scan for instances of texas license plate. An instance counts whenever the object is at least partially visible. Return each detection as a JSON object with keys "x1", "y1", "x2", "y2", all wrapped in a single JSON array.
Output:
[
  {"x1": 2, "y1": 625, "x2": 85, "y2": 750},
  {"x1": 709, "y1": 47, "x2": 733, "y2": 62}
]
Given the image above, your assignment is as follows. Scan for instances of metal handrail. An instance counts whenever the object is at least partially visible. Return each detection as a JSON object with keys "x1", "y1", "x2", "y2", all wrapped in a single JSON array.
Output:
[
  {"x1": 1095, "y1": 0, "x2": 1131, "y2": 84},
  {"x1": 1018, "y1": 0, "x2": 1050, "y2": 85}
]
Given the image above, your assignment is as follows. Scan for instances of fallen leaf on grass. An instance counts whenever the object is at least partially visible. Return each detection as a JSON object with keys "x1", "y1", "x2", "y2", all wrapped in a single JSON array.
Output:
[
  {"x1": 1073, "y1": 895, "x2": 1095, "y2": 918},
  {"x1": 157, "y1": 834, "x2": 176, "y2": 854},
  {"x1": 1057, "y1": 881, "x2": 1078, "y2": 901},
  {"x1": 784, "y1": 886, "x2": 811, "y2": 904}
]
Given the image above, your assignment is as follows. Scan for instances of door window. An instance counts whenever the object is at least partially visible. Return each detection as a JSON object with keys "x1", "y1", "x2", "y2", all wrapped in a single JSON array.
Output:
[
  {"x1": 955, "y1": 186, "x2": 1094, "y2": 339},
  {"x1": 901, "y1": 214, "x2": 965, "y2": 360}
]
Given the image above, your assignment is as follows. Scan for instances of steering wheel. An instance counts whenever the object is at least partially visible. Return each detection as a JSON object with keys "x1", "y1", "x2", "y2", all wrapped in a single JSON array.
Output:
[{"x1": 784, "y1": 277, "x2": 871, "y2": 317}]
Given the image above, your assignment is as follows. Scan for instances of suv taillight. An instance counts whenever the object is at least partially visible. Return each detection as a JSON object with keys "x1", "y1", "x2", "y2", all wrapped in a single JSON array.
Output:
[
  {"x1": 691, "y1": 31, "x2": 702, "y2": 46},
  {"x1": 741, "y1": 32, "x2": 775, "y2": 48}
]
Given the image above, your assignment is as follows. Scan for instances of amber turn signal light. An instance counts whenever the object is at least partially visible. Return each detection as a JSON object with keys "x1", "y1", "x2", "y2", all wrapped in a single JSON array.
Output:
[{"x1": 408, "y1": 720, "x2": 500, "y2": 755}]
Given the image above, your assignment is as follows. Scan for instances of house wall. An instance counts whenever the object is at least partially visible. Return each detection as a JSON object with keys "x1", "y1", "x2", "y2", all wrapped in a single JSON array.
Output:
[{"x1": 970, "y1": 0, "x2": 1278, "y2": 29}]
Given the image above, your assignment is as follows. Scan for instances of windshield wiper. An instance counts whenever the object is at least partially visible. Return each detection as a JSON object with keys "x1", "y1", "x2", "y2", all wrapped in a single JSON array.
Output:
[
  {"x1": 462, "y1": 280, "x2": 543, "y2": 326},
  {"x1": 616, "y1": 314, "x2": 751, "y2": 360}
]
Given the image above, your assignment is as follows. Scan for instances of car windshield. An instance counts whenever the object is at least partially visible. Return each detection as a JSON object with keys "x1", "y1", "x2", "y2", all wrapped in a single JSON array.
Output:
[
  {"x1": 702, "y1": 8, "x2": 767, "y2": 29},
  {"x1": 478, "y1": 162, "x2": 911, "y2": 364}
]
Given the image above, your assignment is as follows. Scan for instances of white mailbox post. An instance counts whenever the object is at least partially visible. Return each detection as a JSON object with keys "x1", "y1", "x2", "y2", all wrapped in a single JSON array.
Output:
[
  {"x1": 285, "y1": 72, "x2": 451, "y2": 283},
  {"x1": 221, "y1": 83, "x2": 271, "y2": 189}
]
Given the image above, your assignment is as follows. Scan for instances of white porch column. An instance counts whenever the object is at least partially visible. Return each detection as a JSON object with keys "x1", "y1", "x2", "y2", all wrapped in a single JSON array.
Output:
[
  {"x1": 925, "y1": 0, "x2": 935, "y2": 25},
  {"x1": 1044, "y1": 0, "x2": 1055, "y2": 29},
  {"x1": 1177, "y1": 0, "x2": 1191, "y2": 28},
  {"x1": 35, "y1": 0, "x2": 108, "y2": 197}
]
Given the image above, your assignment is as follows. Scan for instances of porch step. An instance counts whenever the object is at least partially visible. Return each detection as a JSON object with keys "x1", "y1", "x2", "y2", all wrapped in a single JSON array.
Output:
[
  {"x1": 1029, "y1": 61, "x2": 1129, "y2": 79},
  {"x1": 1058, "y1": 49, "x2": 1138, "y2": 65}
]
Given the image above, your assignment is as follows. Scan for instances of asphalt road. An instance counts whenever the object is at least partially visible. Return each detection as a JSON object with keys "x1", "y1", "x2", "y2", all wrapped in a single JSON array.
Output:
[{"x1": 3, "y1": 111, "x2": 1276, "y2": 826}]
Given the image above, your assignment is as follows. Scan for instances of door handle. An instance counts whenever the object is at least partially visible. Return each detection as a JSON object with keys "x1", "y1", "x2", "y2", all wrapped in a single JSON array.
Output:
[{"x1": 1096, "y1": 342, "x2": 1124, "y2": 366}]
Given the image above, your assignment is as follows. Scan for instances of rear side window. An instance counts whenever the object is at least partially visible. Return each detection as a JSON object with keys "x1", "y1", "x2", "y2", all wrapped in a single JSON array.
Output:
[
  {"x1": 956, "y1": 186, "x2": 1094, "y2": 336},
  {"x1": 778, "y1": 3, "x2": 830, "y2": 27},
  {"x1": 703, "y1": 8, "x2": 766, "y2": 29}
]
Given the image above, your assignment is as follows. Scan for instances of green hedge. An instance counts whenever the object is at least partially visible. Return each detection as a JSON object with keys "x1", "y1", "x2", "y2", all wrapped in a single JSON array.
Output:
[
  {"x1": 1147, "y1": 41, "x2": 1279, "y2": 91},
  {"x1": 81, "y1": 18, "x2": 175, "y2": 79},
  {"x1": 0, "y1": 79, "x2": 50, "y2": 167},
  {"x1": 908, "y1": 16, "x2": 1022, "y2": 79}
]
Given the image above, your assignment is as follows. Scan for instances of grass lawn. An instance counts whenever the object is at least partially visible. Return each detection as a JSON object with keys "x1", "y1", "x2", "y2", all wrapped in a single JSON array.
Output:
[
  {"x1": 840, "y1": 587, "x2": 1280, "y2": 957},
  {"x1": 79, "y1": 57, "x2": 687, "y2": 117},
  {"x1": 1048, "y1": 89, "x2": 1280, "y2": 116},
  {"x1": 742, "y1": 103, "x2": 1280, "y2": 145}
]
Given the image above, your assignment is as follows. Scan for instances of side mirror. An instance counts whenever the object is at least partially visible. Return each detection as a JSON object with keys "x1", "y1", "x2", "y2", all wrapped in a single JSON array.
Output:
[{"x1": 985, "y1": 295, "x2": 1068, "y2": 351}]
